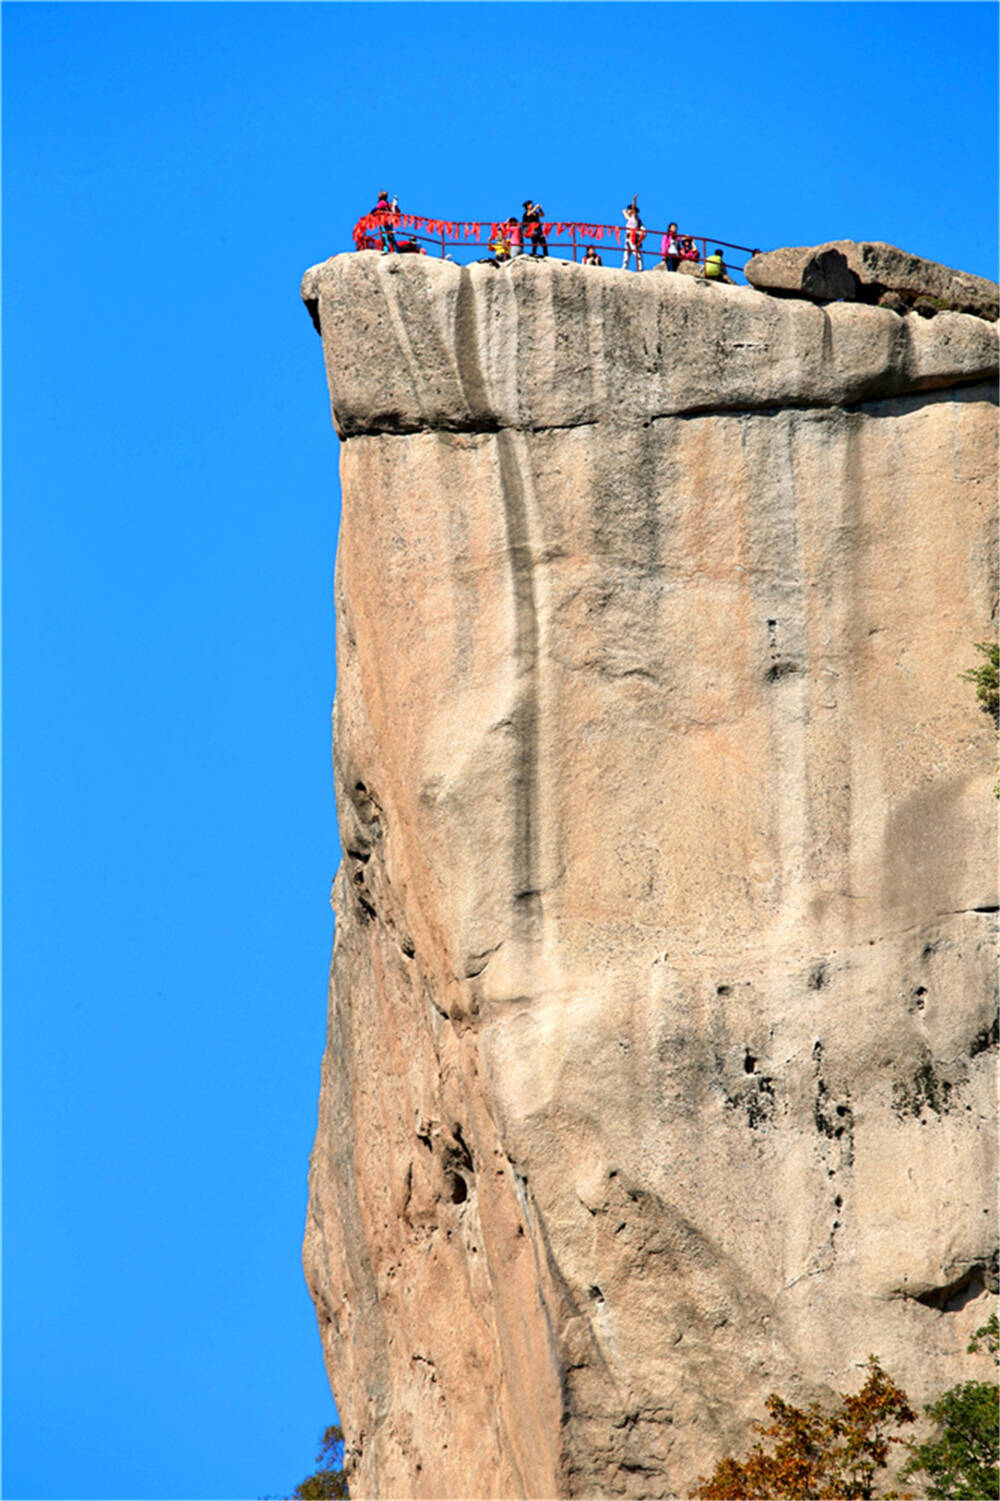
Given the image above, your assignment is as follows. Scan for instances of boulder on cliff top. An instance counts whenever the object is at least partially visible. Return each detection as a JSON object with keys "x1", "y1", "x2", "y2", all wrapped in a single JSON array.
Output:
[{"x1": 745, "y1": 240, "x2": 999, "y2": 321}]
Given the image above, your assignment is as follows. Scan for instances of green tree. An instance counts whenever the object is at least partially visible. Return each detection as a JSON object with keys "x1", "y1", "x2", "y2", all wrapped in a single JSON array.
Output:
[
  {"x1": 693, "y1": 1357, "x2": 916, "y2": 1499},
  {"x1": 288, "y1": 1425, "x2": 349, "y2": 1500},
  {"x1": 961, "y1": 641, "x2": 999, "y2": 726},
  {"x1": 902, "y1": 1314, "x2": 999, "y2": 1501}
]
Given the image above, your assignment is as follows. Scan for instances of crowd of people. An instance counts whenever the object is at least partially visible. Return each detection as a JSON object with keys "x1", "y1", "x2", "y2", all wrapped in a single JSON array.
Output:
[
  {"x1": 620, "y1": 197, "x2": 725, "y2": 277},
  {"x1": 487, "y1": 202, "x2": 549, "y2": 261},
  {"x1": 362, "y1": 190, "x2": 729, "y2": 278}
]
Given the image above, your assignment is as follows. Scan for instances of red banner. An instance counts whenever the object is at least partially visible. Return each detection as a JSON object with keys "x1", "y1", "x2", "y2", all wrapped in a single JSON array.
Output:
[
  {"x1": 353, "y1": 211, "x2": 639, "y2": 245},
  {"x1": 349, "y1": 212, "x2": 747, "y2": 260}
]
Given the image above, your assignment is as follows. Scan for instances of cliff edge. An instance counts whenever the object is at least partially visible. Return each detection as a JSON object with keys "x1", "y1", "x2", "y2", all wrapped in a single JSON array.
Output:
[{"x1": 302, "y1": 253, "x2": 998, "y2": 1499}]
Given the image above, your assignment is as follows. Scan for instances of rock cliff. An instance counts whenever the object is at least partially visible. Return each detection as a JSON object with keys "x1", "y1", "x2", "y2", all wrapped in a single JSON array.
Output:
[{"x1": 301, "y1": 251, "x2": 998, "y2": 1500}]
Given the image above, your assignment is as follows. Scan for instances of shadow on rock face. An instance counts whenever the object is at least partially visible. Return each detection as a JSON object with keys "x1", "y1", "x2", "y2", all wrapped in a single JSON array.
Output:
[{"x1": 802, "y1": 248, "x2": 863, "y2": 303}]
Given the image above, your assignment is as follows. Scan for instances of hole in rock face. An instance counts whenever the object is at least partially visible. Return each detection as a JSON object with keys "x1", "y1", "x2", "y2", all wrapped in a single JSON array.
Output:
[
  {"x1": 744, "y1": 1052, "x2": 757, "y2": 1074},
  {"x1": 913, "y1": 1263, "x2": 991, "y2": 1312},
  {"x1": 448, "y1": 1173, "x2": 468, "y2": 1205},
  {"x1": 587, "y1": 1284, "x2": 605, "y2": 1302},
  {"x1": 717, "y1": 984, "x2": 731, "y2": 996}
]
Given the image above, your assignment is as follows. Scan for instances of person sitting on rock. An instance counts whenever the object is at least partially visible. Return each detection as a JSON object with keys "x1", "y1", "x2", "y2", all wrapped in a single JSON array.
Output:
[
  {"x1": 489, "y1": 228, "x2": 511, "y2": 265},
  {"x1": 622, "y1": 197, "x2": 645, "y2": 271},
  {"x1": 661, "y1": 222, "x2": 681, "y2": 271},
  {"x1": 582, "y1": 246, "x2": 603, "y2": 267},
  {"x1": 704, "y1": 248, "x2": 725, "y2": 279},
  {"x1": 679, "y1": 234, "x2": 700, "y2": 263},
  {"x1": 370, "y1": 190, "x2": 398, "y2": 254}
]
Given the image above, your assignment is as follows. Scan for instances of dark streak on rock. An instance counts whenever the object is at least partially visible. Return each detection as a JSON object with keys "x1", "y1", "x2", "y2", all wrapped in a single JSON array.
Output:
[{"x1": 495, "y1": 432, "x2": 543, "y2": 936}]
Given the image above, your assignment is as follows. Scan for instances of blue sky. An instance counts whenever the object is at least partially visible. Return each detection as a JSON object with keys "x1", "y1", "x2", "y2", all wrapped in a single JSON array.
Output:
[{"x1": 3, "y1": 4, "x2": 996, "y2": 1499}]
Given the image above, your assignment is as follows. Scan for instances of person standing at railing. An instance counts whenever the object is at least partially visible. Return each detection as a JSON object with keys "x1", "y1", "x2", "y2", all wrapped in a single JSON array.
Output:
[
  {"x1": 679, "y1": 234, "x2": 700, "y2": 264},
  {"x1": 661, "y1": 222, "x2": 681, "y2": 271},
  {"x1": 522, "y1": 201, "x2": 548, "y2": 257},
  {"x1": 507, "y1": 217, "x2": 523, "y2": 259},
  {"x1": 622, "y1": 197, "x2": 645, "y2": 271},
  {"x1": 370, "y1": 190, "x2": 398, "y2": 254}
]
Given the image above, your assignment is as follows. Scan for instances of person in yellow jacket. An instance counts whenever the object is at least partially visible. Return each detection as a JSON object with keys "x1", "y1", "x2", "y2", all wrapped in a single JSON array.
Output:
[
  {"x1": 704, "y1": 249, "x2": 726, "y2": 279},
  {"x1": 489, "y1": 230, "x2": 511, "y2": 264}
]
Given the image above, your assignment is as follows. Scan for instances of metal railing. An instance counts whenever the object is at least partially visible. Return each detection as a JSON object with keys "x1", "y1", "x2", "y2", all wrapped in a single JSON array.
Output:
[{"x1": 352, "y1": 212, "x2": 760, "y2": 278}]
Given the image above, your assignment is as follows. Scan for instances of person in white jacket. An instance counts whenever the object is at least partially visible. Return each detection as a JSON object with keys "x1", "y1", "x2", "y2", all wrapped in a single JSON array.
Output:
[{"x1": 622, "y1": 197, "x2": 644, "y2": 270}]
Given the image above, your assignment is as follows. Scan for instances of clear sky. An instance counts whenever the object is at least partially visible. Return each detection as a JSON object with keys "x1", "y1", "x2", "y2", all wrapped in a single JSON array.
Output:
[{"x1": 3, "y1": 4, "x2": 996, "y2": 1499}]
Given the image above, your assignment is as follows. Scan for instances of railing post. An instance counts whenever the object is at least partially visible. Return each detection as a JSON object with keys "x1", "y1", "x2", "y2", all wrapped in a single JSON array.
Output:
[
  {"x1": 571, "y1": 225, "x2": 578, "y2": 262},
  {"x1": 441, "y1": 229, "x2": 446, "y2": 259}
]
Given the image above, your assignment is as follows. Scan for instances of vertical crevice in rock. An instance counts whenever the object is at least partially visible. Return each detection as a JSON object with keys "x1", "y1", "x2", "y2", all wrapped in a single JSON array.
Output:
[
  {"x1": 495, "y1": 430, "x2": 544, "y2": 933},
  {"x1": 453, "y1": 267, "x2": 491, "y2": 424}
]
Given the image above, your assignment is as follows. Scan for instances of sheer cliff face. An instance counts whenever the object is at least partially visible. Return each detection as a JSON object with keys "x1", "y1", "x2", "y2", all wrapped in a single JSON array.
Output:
[{"x1": 301, "y1": 254, "x2": 998, "y2": 1500}]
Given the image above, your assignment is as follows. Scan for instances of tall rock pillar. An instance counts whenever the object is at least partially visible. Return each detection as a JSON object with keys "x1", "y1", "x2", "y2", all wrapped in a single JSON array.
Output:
[{"x1": 302, "y1": 252, "x2": 998, "y2": 1500}]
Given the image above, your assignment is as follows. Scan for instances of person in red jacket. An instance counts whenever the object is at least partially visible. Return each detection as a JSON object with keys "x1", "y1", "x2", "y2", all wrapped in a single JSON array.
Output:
[{"x1": 370, "y1": 190, "x2": 398, "y2": 254}]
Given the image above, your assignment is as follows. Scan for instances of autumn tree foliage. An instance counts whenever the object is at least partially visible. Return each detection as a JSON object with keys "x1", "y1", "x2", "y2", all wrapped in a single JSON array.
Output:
[{"x1": 693, "y1": 1357, "x2": 916, "y2": 1500}]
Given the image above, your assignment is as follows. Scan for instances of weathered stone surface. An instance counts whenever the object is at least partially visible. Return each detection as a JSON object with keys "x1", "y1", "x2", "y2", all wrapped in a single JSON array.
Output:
[
  {"x1": 745, "y1": 240, "x2": 1000, "y2": 321},
  {"x1": 302, "y1": 254, "x2": 998, "y2": 1500},
  {"x1": 301, "y1": 254, "x2": 996, "y2": 440}
]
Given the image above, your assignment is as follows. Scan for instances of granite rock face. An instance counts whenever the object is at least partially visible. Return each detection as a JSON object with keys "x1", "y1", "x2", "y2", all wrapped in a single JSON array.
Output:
[
  {"x1": 302, "y1": 253, "x2": 998, "y2": 1500},
  {"x1": 745, "y1": 240, "x2": 1000, "y2": 321}
]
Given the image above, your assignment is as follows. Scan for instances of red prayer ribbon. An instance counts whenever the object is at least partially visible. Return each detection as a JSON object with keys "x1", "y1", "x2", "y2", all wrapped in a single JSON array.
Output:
[{"x1": 348, "y1": 211, "x2": 731, "y2": 261}]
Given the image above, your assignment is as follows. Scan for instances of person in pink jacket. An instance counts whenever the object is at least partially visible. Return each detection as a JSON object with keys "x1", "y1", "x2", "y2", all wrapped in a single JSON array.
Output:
[{"x1": 661, "y1": 222, "x2": 681, "y2": 271}]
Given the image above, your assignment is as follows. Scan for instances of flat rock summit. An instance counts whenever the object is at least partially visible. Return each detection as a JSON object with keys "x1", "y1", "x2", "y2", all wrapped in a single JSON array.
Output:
[{"x1": 301, "y1": 246, "x2": 998, "y2": 1499}]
